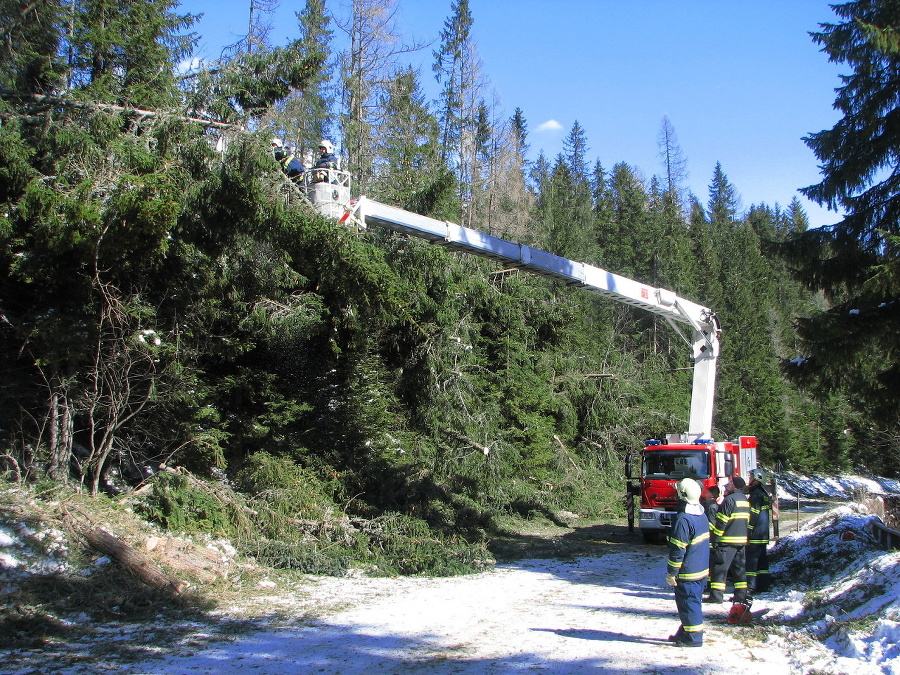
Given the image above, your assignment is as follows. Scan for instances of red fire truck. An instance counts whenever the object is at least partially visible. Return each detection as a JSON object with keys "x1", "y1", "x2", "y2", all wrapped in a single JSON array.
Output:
[{"x1": 625, "y1": 436, "x2": 757, "y2": 542}]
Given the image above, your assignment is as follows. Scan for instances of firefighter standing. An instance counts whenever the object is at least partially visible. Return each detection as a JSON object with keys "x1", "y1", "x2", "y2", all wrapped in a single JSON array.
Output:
[
  {"x1": 746, "y1": 468, "x2": 772, "y2": 593},
  {"x1": 665, "y1": 478, "x2": 710, "y2": 648},
  {"x1": 701, "y1": 484, "x2": 721, "y2": 525},
  {"x1": 706, "y1": 476, "x2": 750, "y2": 604}
]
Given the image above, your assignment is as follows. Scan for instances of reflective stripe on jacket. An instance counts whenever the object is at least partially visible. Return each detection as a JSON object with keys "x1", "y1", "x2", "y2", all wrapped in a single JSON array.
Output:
[
  {"x1": 748, "y1": 483, "x2": 771, "y2": 545},
  {"x1": 710, "y1": 490, "x2": 750, "y2": 545},
  {"x1": 667, "y1": 509, "x2": 710, "y2": 581}
]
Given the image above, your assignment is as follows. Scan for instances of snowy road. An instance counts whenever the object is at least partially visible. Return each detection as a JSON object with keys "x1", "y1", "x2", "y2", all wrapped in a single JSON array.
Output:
[{"x1": 123, "y1": 548, "x2": 809, "y2": 675}]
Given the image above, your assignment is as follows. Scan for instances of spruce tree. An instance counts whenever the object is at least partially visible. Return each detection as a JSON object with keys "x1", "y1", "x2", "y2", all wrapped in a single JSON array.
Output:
[
  {"x1": 779, "y1": 0, "x2": 900, "y2": 472},
  {"x1": 785, "y1": 197, "x2": 810, "y2": 236},
  {"x1": 605, "y1": 162, "x2": 650, "y2": 278},
  {"x1": 590, "y1": 159, "x2": 614, "y2": 264},
  {"x1": 1, "y1": 0, "x2": 203, "y2": 489},
  {"x1": 371, "y1": 66, "x2": 450, "y2": 215},
  {"x1": 0, "y1": 0, "x2": 67, "y2": 95},
  {"x1": 0, "y1": 0, "x2": 341, "y2": 491},
  {"x1": 511, "y1": 107, "x2": 529, "y2": 165},
  {"x1": 270, "y1": 0, "x2": 335, "y2": 158},
  {"x1": 68, "y1": 0, "x2": 196, "y2": 107},
  {"x1": 433, "y1": 0, "x2": 473, "y2": 167},
  {"x1": 648, "y1": 176, "x2": 693, "y2": 295},
  {"x1": 432, "y1": 0, "x2": 483, "y2": 224}
]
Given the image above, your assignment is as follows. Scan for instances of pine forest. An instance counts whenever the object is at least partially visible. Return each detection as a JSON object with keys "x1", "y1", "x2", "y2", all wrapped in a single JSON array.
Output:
[{"x1": 1, "y1": 0, "x2": 899, "y2": 574}]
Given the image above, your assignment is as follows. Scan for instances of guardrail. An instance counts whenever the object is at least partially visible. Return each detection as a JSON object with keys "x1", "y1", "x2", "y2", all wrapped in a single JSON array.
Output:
[
  {"x1": 860, "y1": 495, "x2": 900, "y2": 550},
  {"x1": 868, "y1": 518, "x2": 900, "y2": 551}
]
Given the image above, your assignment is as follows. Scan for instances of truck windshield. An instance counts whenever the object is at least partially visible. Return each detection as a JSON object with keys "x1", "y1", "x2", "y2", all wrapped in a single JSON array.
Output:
[{"x1": 643, "y1": 451, "x2": 710, "y2": 480}]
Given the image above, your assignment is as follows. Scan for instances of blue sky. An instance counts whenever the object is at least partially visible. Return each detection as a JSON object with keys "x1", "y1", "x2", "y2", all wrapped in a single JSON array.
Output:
[{"x1": 178, "y1": 0, "x2": 845, "y2": 229}]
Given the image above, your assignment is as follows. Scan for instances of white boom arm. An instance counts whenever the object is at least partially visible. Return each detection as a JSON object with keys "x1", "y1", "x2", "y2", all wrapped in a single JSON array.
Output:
[{"x1": 336, "y1": 196, "x2": 720, "y2": 440}]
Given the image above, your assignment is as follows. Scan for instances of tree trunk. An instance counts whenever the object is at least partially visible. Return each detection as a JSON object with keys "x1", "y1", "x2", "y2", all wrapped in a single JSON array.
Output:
[
  {"x1": 81, "y1": 526, "x2": 186, "y2": 595},
  {"x1": 45, "y1": 382, "x2": 73, "y2": 481}
]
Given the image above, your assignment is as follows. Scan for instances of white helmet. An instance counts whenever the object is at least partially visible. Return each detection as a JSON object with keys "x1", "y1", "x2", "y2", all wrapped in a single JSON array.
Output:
[
  {"x1": 271, "y1": 136, "x2": 283, "y2": 147},
  {"x1": 676, "y1": 478, "x2": 702, "y2": 505},
  {"x1": 318, "y1": 139, "x2": 334, "y2": 153}
]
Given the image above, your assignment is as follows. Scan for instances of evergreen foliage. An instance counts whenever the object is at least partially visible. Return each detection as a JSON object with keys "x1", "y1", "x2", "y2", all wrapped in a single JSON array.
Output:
[
  {"x1": 268, "y1": 0, "x2": 335, "y2": 157},
  {"x1": 777, "y1": 0, "x2": 900, "y2": 474},
  {"x1": 0, "y1": 0, "x2": 884, "y2": 581},
  {"x1": 433, "y1": 0, "x2": 473, "y2": 168}
]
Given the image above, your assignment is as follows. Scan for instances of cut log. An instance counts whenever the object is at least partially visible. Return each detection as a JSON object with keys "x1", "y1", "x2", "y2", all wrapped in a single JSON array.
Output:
[{"x1": 81, "y1": 527, "x2": 186, "y2": 595}]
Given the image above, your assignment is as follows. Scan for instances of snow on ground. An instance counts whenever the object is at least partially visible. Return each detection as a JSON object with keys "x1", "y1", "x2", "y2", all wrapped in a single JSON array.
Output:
[
  {"x1": 119, "y1": 552, "x2": 804, "y2": 675},
  {"x1": 765, "y1": 503, "x2": 900, "y2": 675},
  {"x1": 775, "y1": 472, "x2": 900, "y2": 501},
  {"x1": 1, "y1": 474, "x2": 899, "y2": 674},
  {"x1": 117, "y1": 507, "x2": 899, "y2": 675}
]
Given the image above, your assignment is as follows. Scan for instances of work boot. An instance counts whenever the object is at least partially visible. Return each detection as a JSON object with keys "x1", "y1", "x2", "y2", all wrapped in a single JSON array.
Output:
[{"x1": 671, "y1": 635, "x2": 703, "y2": 648}]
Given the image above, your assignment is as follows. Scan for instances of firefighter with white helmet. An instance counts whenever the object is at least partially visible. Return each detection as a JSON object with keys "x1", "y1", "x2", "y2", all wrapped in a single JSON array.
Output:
[
  {"x1": 312, "y1": 139, "x2": 339, "y2": 182},
  {"x1": 665, "y1": 477, "x2": 710, "y2": 648},
  {"x1": 746, "y1": 468, "x2": 772, "y2": 592},
  {"x1": 676, "y1": 477, "x2": 702, "y2": 505},
  {"x1": 271, "y1": 136, "x2": 305, "y2": 182}
]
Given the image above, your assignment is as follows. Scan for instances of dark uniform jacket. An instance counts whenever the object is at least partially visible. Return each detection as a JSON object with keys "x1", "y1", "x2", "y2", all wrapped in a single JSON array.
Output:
[
  {"x1": 748, "y1": 483, "x2": 772, "y2": 545},
  {"x1": 315, "y1": 152, "x2": 338, "y2": 168},
  {"x1": 282, "y1": 154, "x2": 305, "y2": 179},
  {"x1": 667, "y1": 507, "x2": 711, "y2": 581},
  {"x1": 312, "y1": 152, "x2": 339, "y2": 182},
  {"x1": 275, "y1": 148, "x2": 305, "y2": 180},
  {"x1": 710, "y1": 489, "x2": 750, "y2": 546}
]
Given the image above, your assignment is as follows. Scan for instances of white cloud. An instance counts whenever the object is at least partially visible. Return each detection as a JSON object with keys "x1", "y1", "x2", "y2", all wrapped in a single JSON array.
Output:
[
  {"x1": 536, "y1": 119, "x2": 564, "y2": 133},
  {"x1": 177, "y1": 57, "x2": 203, "y2": 74}
]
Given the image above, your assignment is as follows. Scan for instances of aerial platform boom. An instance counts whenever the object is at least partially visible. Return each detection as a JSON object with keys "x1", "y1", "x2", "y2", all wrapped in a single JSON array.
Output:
[{"x1": 303, "y1": 172, "x2": 720, "y2": 440}]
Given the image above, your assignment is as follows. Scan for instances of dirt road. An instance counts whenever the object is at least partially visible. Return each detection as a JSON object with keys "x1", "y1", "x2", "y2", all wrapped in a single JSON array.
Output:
[{"x1": 121, "y1": 522, "x2": 816, "y2": 675}]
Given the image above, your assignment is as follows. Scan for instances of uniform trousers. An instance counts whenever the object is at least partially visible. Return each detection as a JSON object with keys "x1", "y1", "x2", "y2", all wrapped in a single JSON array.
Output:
[
  {"x1": 708, "y1": 544, "x2": 747, "y2": 602},
  {"x1": 745, "y1": 543, "x2": 770, "y2": 592},
  {"x1": 674, "y1": 579, "x2": 705, "y2": 645}
]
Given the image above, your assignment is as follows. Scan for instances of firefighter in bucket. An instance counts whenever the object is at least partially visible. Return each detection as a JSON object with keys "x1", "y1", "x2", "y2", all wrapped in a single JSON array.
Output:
[{"x1": 312, "y1": 139, "x2": 339, "y2": 183}]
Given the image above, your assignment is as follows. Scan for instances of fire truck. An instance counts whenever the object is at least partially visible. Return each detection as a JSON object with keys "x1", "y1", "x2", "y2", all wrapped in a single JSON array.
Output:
[
  {"x1": 625, "y1": 435, "x2": 757, "y2": 542},
  {"x1": 298, "y1": 167, "x2": 757, "y2": 542}
]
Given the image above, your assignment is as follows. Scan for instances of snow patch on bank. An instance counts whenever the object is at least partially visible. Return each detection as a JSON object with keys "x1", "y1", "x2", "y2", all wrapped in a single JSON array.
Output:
[{"x1": 763, "y1": 502, "x2": 900, "y2": 674}]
